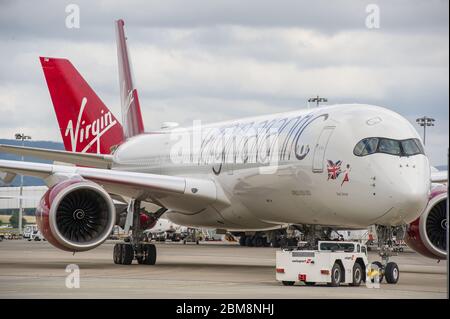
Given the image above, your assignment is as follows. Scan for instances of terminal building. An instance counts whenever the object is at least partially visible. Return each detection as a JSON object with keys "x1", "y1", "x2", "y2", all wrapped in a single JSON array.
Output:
[{"x1": 0, "y1": 186, "x2": 47, "y2": 215}]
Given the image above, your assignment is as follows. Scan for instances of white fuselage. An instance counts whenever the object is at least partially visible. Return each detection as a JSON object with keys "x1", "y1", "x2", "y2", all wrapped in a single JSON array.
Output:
[
  {"x1": 111, "y1": 104, "x2": 430, "y2": 231},
  {"x1": 145, "y1": 218, "x2": 183, "y2": 234}
]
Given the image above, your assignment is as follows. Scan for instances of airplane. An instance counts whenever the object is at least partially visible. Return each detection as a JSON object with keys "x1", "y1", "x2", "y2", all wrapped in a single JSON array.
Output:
[
  {"x1": 0, "y1": 19, "x2": 447, "y2": 284},
  {"x1": 143, "y1": 218, "x2": 186, "y2": 242}
]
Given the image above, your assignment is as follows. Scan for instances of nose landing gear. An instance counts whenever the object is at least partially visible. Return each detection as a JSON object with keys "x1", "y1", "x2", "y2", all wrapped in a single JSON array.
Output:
[
  {"x1": 370, "y1": 225, "x2": 404, "y2": 284},
  {"x1": 113, "y1": 200, "x2": 166, "y2": 265}
]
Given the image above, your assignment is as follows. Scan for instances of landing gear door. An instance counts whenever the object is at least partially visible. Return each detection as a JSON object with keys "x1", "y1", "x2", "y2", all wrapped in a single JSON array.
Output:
[{"x1": 312, "y1": 126, "x2": 335, "y2": 173}]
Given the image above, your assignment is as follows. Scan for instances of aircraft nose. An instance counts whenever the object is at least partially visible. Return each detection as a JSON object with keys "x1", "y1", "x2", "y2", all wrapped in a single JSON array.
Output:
[
  {"x1": 397, "y1": 180, "x2": 429, "y2": 214},
  {"x1": 392, "y1": 158, "x2": 430, "y2": 223}
]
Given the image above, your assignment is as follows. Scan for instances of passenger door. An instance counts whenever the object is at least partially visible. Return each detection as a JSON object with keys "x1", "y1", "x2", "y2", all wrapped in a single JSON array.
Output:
[{"x1": 312, "y1": 126, "x2": 335, "y2": 173}]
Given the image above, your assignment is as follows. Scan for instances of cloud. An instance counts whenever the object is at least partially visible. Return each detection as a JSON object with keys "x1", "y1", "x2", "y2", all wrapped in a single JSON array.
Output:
[
  {"x1": 0, "y1": 0, "x2": 447, "y2": 37},
  {"x1": 0, "y1": 0, "x2": 448, "y2": 165}
]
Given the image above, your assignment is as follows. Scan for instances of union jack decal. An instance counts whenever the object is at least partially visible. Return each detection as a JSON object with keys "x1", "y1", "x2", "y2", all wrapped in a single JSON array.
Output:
[{"x1": 327, "y1": 160, "x2": 342, "y2": 180}]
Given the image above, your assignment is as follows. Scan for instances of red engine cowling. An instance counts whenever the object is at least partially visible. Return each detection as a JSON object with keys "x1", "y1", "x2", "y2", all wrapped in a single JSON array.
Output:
[
  {"x1": 35, "y1": 178, "x2": 116, "y2": 252},
  {"x1": 404, "y1": 184, "x2": 447, "y2": 260}
]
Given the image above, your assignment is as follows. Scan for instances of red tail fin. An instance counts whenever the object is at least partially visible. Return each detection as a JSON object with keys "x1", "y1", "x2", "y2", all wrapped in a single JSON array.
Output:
[
  {"x1": 115, "y1": 19, "x2": 145, "y2": 138},
  {"x1": 40, "y1": 57, "x2": 124, "y2": 155}
]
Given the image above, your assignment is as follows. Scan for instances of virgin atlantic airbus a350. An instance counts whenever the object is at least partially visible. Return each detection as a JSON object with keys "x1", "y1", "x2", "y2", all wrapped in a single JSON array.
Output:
[{"x1": 0, "y1": 20, "x2": 447, "y2": 285}]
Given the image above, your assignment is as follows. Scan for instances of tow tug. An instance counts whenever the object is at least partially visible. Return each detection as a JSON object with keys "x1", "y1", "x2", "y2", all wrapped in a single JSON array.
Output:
[{"x1": 276, "y1": 241, "x2": 398, "y2": 287}]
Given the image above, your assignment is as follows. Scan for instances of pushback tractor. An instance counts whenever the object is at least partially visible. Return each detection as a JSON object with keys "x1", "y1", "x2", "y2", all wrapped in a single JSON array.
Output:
[{"x1": 276, "y1": 241, "x2": 399, "y2": 286}]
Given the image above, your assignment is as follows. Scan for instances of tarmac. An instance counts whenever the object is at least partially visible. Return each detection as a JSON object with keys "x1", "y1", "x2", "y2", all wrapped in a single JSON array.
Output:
[{"x1": 0, "y1": 240, "x2": 447, "y2": 299}]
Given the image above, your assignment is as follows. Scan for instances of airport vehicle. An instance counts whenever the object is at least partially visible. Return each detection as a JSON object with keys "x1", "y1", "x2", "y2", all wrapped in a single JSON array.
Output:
[
  {"x1": 182, "y1": 228, "x2": 202, "y2": 245},
  {"x1": 23, "y1": 224, "x2": 38, "y2": 239},
  {"x1": 0, "y1": 231, "x2": 21, "y2": 240},
  {"x1": 275, "y1": 241, "x2": 384, "y2": 286},
  {"x1": 202, "y1": 229, "x2": 225, "y2": 241},
  {"x1": 28, "y1": 229, "x2": 44, "y2": 241},
  {"x1": 0, "y1": 20, "x2": 446, "y2": 278}
]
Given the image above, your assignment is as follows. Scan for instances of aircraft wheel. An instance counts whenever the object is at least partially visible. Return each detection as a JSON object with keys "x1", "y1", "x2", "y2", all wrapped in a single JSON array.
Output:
[
  {"x1": 287, "y1": 238, "x2": 298, "y2": 247},
  {"x1": 143, "y1": 244, "x2": 157, "y2": 265},
  {"x1": 135, "y1": 244, "x2": 145, "y2": 264},
  {"x1": 113, "y1": 243, "x2": 121, "y2": 264},
  {"x1": 254, "y1": 236, "x2": 264, "y2": 247},
  {"x1": 282, "y1": 281, "x2": 295, "y2": 286},
  {"x1": 279, "y1": 237, "x2": 288, "y2": 248},
  {"x1": 121, "y1": 244, "x2": 134, "y2": 265},
  {"x1": 271, "y1": 238, "x2": 280, "y2": 248},
  {"x1": 384, "y1": 262, "x2": 399, "y2": 284},
  {"x1": 245, "y1": 236, "x2": 254, "y2": 247},
  {"x1": 239, "y1": 236, "x2": 247, "y2": 246},
  {"x1": 349, "y1": 263, "x2": 363, "y2": 286}
]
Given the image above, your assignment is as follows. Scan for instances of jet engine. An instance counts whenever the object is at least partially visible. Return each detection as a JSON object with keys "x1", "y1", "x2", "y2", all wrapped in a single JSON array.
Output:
[
  {"x1": 35, "y1": 178, "x2": 115, "y2": 252},
  {"x1": 404, "y1": 184, "x2": 447, "y2": 259}
]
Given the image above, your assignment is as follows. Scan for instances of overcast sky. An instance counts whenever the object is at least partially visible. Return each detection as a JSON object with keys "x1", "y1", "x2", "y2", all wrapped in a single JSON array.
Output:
[{"x1": 0, "y1": 0, "x2": 448, "y2": 165}]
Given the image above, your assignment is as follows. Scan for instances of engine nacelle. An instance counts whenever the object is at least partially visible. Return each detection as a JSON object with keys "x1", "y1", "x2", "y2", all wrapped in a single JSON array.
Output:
[
  {"x1": 35, "y1": 178, "x2": 116, "y2": 252},
  {"x1": 404, "y1": 185, "x2": 447, "y2": 260}
]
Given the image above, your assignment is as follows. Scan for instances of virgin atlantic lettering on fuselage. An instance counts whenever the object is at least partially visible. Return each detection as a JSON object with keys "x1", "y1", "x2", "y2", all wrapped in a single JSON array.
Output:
[{"x1": 163, "y1": 110, "x2": 328, "y2": 169}]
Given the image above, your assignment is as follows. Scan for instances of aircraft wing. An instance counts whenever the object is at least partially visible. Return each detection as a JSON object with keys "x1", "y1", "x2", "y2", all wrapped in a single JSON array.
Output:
[
  {"x1": 0, "y1": 195, "x2": 41, "y2": 200},
  {"x1": 0, "y1": 144, "x2": 113, "y2": 169},
  {"x1": 0, "y1": 159, "x2": 224, "y2": 214},
  {"x1": 431, "y1": 170, "x2": 448, "y2": 184}
]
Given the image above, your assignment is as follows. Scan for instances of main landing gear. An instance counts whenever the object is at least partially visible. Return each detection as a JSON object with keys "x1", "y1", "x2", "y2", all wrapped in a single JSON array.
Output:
[
  {"x1": 369, "y1": 225, "x2": 403, "y2": 284},
  {"x1": 114, "y1": 242, "x2": 157, "y2": 265},
  {"x1": 113, "y1": 200, "x2": 166, "y2": 265}
]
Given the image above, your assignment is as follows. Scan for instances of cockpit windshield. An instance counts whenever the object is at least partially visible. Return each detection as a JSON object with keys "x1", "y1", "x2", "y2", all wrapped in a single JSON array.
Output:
[
  {"x1": 354, "y1": 138, "x2": 424, "y2": 157},
  {"x1": 378, "y1": 139, "x2": 401, "y2": 155}
]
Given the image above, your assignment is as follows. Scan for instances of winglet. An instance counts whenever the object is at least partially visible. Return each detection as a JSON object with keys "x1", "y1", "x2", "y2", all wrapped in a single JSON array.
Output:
[{"x1": 115, "y1": 19, "x2": 145, "y2": 138}]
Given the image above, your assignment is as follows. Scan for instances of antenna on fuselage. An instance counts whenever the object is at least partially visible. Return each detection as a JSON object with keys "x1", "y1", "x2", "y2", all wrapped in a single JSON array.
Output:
[{"x1": 308, "y1": 95, "x2": 328, "y2": 108}]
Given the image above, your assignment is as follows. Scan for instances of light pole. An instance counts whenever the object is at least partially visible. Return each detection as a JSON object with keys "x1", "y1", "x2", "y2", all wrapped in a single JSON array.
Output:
[
  {"x1": 416, "y1": 116, "x2": 435, "y2": 145},
  {"x1": 308, "y1": 95, "x2": 328, "y2": 108},
  {"x1": 14, "y1": 133, "x2": 32, "y2": 235}
]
